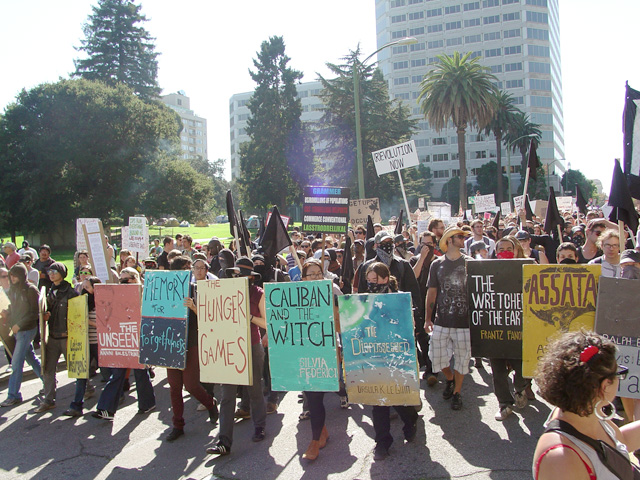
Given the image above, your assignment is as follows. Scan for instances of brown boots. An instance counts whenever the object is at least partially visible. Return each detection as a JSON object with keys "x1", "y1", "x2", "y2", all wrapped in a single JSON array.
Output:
[{"x1": 303, "y1": 426, "x2": 329, "y2": 460}]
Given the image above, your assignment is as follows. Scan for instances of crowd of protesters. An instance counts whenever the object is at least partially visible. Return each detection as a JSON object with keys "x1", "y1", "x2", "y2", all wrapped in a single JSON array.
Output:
[{"x1": 1, "y1": 204, "x2": 639, "y2": 474}]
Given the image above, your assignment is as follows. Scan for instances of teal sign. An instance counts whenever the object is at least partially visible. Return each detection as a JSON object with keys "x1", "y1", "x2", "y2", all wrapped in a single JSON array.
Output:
[{"x1": 265, "y1": 280, "x2": 339, "y2": 391}]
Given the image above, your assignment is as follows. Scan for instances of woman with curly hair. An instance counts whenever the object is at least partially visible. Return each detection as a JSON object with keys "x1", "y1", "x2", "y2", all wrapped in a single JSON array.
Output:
[{"x1": 532, "y1": 330, "x2": 640, "y2": 480}]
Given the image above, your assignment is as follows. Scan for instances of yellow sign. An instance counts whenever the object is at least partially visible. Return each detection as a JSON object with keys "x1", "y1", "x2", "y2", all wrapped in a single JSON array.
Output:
[
  {"x1": 67, "y1": 295, "x2": 89, "y2": 379},
  {"x1": 522, "y1": 264, "x2": 600, "y2": 377}
]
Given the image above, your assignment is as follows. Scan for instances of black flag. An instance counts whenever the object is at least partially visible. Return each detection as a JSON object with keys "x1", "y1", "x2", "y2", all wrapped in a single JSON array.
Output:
[
  {"x1": 492, "y1": 209, "x2": 501, "y2": 230},
  {"x1": 255, "y1": 217, "x2": 266, "y2": 245},
  {"x1": 527, "y1": 139, "x2": 540, "y2": 181},
  {"x1": 525, "y1": 195, "x2": 534, "y2": 221},
  {"x1": 575, "y1": 183, "x2": 588, "y2": 216},
  {"x1": 366, "y1": 215, "x2": 375, "y2": 240},
  {"x1": 623, "y1": 82, "x2": 640, "y2": 199},
  {"x1": 544, "y1": 187, "x2": 564, "y2": 235},
  {"x1": 394, "y1": 210, "x2": 404, "y2": 235},
  {"x1": 341, "y1": 235, "x2": 354, "y2": 286},
  {"x1": 261, "y1": 206, "x2": 292, "y2": 259},
  {"x1": 608, "y1": 159, "x2": 639, "y2": 233},
  {"x1": 237, "y1": 210, "x2": 251, "y2": 257},
  {"x1": 226, "y1": 190, "x2": 240, "y2": 239}
]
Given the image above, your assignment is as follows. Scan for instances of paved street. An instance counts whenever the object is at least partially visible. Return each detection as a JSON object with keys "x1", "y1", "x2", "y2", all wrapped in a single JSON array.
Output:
[{"x1": 0, "y1": 353, "x2": 549, "y2": 480}]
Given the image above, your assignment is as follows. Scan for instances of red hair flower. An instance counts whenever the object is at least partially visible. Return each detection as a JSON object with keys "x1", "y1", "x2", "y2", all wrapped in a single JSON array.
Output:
[{"x1": 580, "y1": 345, "x2": 599, "y2": 363}]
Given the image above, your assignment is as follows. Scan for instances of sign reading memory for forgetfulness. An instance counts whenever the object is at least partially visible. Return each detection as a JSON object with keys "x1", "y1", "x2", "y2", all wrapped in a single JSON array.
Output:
[
  {"x1": 302, "y1": 186, "x2": 350, "y2": 234},
  {"x1": 371, "y1": 140, "x2": 419, "y2": 176}
]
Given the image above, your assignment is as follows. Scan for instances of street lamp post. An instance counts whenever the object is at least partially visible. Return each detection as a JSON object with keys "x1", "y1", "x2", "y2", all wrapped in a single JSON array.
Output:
[
  {"x1": 354, "y1": 37, "x2": 417, "y2": 199},
  {"x1": 505, "y1": 133, "x2": 538, "y2": 205}
]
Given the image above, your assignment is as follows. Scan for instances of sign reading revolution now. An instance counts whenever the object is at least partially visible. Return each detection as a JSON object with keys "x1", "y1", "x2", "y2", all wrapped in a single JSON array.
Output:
[
  {"x1": 371, "y1": 140, "x2": 419, "y2": 176},
  {"x1": 302, "y1": 186, "x2": 350, "y2": 234}
]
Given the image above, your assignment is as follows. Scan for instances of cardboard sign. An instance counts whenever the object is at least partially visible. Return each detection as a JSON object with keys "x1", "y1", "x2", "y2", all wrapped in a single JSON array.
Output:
[
  {"x1": 197, "y1": 277, "x2": 252, "y2": 385},
  {"x1": 371, "y1": 140, "x2": 419, "y2": 176},
  {"x1": 595, "y1": 277, "x2": 640, "y2": 337},
  {"x1": 338, "y1": 292, "x2": 420, "y2": 406},
  {"x1": 513, "y1": 195, "x2": 527, "y2": 213},
  {"x1": 95, "y1": 284, "x2": 144, "y2": 369},
  {"x1": 0, "y1": 289, "x2": 15, "y2": 358},
  {"x1": 265, "y1": 280, "x2": 339, "y2": 392},
  {"x1": 600, "y1": 334, "x2": 640, "y2": 400},
  {"x1": 556, "y1": 196, "x2": 573, "y2": 212},
  {"x1": 522, "y1": 264, "x2": 600, "y2": 377},
  {"x1": 427, "y1": 202, "x2": 451, "y2": 225},
  {"x1": 302, "y1": 186, "x2": 350, "y2": 234},
  {"x1": 531, "y1": 200, "x2": 548, "y2": 220},
  {"x1": 417, "y1": 220, "x2": 430, "y2": 236},
  {"x1": 67, "y1": 295, "x2": 89, "y2": 379},
  {"x1": 76, "y1": 218, "x2": 100, "y2": 251},
  {"x1": 121, "y1": 226, "x2": 130, "y2": 251},
  {"x1": 349, "y1": 198, "x2": 382, "y2": 227},
  {"x1": 468, "y1": 259, "x2": 533, "y2": 359},
  {"x1": 140, "y1": 270, "x2": 190, "y2": 368},
  {"x1": 82, "y1": 219, "x2": 112, "y2": 284},
  {"x1": 474, "y1": 194, "x2": 496, "y2": 213},
  {"x1": 127, "y1": 217, "x2": 149, "y2": 257},
  {"x1": 500, "y1": 202, "x2": 512, "y2": 216}
]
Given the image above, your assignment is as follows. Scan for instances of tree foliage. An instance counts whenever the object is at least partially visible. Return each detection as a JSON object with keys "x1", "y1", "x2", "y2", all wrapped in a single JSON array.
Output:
[
  {"x1": 474, "y1": 161, "x2": 509, "y2": 199},
  {"x1": 440, "y1": 177, "x2": 473, "y2": 214},
  {"x1": 401, "y1": 164, "x2": 433, "y2": 209},
  {"x1": 238, "y1": 36, "x2": 315, "y2": 214},
  {"x1": 0, "y1": 79, "x2": 210, "y2": 238},
  {"x1": 188, "y1": 157, "x2": 230, "y2": 215},
  {"x1": 316, "y1": 47, "x2": 417, "y2": 203},
  {"x1": 561, "y1": 168, "x2": 596, "y2": 200},
  {"x1": 419, "y1": 51, "x2": 498, "y2": 210},
  {"x1": 74, "y1": 0, "x2": 160, "y2": 99}
]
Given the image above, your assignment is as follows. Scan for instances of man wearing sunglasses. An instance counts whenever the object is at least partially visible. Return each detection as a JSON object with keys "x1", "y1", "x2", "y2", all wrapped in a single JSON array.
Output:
[{"x1": 577, "y1": 219, "x2": 616, "y2": 264}]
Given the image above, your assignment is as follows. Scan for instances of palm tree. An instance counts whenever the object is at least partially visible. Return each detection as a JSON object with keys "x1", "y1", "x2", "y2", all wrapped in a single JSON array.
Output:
[
  {"x1": 418, "y1": 51, "x2": 498, "y2": 211},
  {"x1": 484, "y1": 91, "x2": 519, "y2": 204},
  {"x1": 504, "y1": 111, "x2": 541, "y2": 173}
]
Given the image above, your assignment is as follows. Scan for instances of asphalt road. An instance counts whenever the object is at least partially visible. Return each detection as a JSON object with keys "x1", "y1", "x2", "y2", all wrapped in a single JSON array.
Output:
[{"x1": 0, "y1": 353, "x2": 550, "y2": 480}]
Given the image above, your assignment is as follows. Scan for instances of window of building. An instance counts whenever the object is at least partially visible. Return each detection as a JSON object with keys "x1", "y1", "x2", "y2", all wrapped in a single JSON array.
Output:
[
  {"x1": 493, "y1": 80, "x2": 503, "y2": 89},
  {"x1": 415, "y1": 138, "x2": 430, "y2": 147},
  {"x1": 464, "y1": 1, "x2": 480, "y2": 11},
  {"x1": 531, "y1": 95, "x2": 552, "y2": 108},
  {"x1": 410, "y1": 42, "x2": 426, "y2": 52},
  {"x1": 428, "y1": 40, "x2": 444, "y2": 49},
  {"x1": 530, "y1": 78, "x2": 551, "y2": 90},
  {"x1": 391, "y1": 0, "x2": 406, "y2": 7},
  {"x1": 465, "y1": 34, "x2": 482, "y2": 43},
  {"x1": 526, "y1": 0, "x2": 547, "y2": 6},
  {"x1": 474, "y1": 150, "x2": 488, "y2": 159},
  {"x1": 505, "y1": 45, "x2": 522, "y2": 55},
  {"x1": 409, "y1": 26, "x2": 425, "y2": 35},
  {"x1": 421, "y1": 155, "x2": 430, "y2": 163},
  {"x1": 434, "y1": 170, "x2": 450, "y2": 178},
  {"x1": 238, "y1": 99, "x2": 248, "y2": 107},
  {"x1": 427, "y1": 8, "x2": 443, "y2": 17},
  {"x1": 491, "y1": 65, "x2": 503, "y2": 73},
  {"x1": 505, "y1": 62, "x2": 523, "y2": 72},
  {"x1": 395, "y1": 92, "x2": 410, "y2": 100},
  {"x1": 504, "y1": 28, "x2": 521, "y2": 38},
  {"x1": 391, "y1": 14, "x2": 407, "y2": 23},
  {"x1": 503, "y1": 0, "x2": 519, "y2": 4},
  {"x1": 393, "y1": 45, "x2": 408, "y2": 54},
  {"x1": 483, "y1": 0, "x2": 500, "y2": 7},
  {"x1": 408, "y1": 0, "x2": 423, "y2": 4},
  {"x1": 412, "y1": 91, "x2": 421, "y2": 99},
  {"x1": 427, "y1": 24, "x2": 443, "y2": 33},
  {"x1": 527, "y1": 27, "x2": 549, "y2": 40},
  {"x1": 446, "y1": 37, "x2": 463, "y2": 47},
  {"x1": 433, "y1": 137, "x2": 447, "y2": 145},
  {"x1": 411, "y1": 58, "x2": 427, "y2": 67},
  {"x1": 412, "y1": 74, "x2": 424, "y2": 83},
  {"x1": 408, "y1": 11, "x2": 424, "y2": 20},
  {"x1": 446, "y1": 21, "x2": 462, "y2": 30},
  {"x1": 394, "y1": 61, "x2": 409, "y2": 70},
  {"x1": 471, "y1": 134, "x2": 486, "y2": 142},
  {"x1": 526, "y1": 11, "x2": 548, "y2": 23},
  {"x1": 506, "y1": 79, "x2": 524, "y2": 88},
  {"x1": 418, "y1": 121, "x2": 429, "y2": 129},
  {"x1": 484, "y1": 31, "x2": 500, "y2": 41},
  {"x1": 503, "y1": 12, "x2": 520, "y2": 21},
  {"x1": 464, "y1": 18, "x2": 481, "y2": 27},
  {"x1": 529, "y1": 61, "x2": 551, "y2": 73},
  {"x1": 433, "y1": 153, "x2": 449, "y2": 161},
  {"x1": 469, "y1": 51, "x2": 482, "y2": 59},
  {"x1": 485, "y1": 48, "x2": 502, "y2": 58},
  {"x1": 528, "y1": 44, "x2": 550, "y2": 57},
  {"x1": 238, "y1": 114, "x2": 250, "y2": 121},
  {"x1": 445, "y1": 5, "x2": 461, "y2": 14},
  {"x1": 484, "y1": 15, "x2": 500, "y2": 24},
  {"x1": 391, "y1": 29, "x2": 408, "y2": 39},
  {"x1": 513, "y1": 96, "x2": 524, "y2": 105}
]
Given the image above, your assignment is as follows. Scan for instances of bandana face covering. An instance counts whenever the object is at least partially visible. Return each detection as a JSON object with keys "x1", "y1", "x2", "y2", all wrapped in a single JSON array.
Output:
[
  {"x1": 560, "y1": 258, "x2": 577, "y2": 264},
  {"x1": 571, "y1": 236, "x2": 585, "y2": 247},
  {"x1": 622, "y1": 265, "x2": 640, "y2": 279},
  {"x1": 496, "y1": 251, "x2": 515, "y2": 259},
  {"x1": 367, "y1": 282, "x2": 389, "y2": 293},
  {"x1": 376, "y1": 247, "x2": 393, "y2": 266}
]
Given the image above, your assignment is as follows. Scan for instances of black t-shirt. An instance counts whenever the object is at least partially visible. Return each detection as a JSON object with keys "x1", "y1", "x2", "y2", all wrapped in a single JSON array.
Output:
[
  {"x1": 157, "y1": 251, "x2": 169, "y2": 270},
  {"x1": 427, "y1": 255, "x2": 469, "y2": 328}
]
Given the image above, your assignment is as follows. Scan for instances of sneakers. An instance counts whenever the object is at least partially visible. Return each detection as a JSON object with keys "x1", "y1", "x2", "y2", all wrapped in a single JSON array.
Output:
[
  {"x1": 443, "y1": 380, "x2": 455, "y2": 400},
  {"x1": 340, "y1": 396, "x2": 349, "y2": 409},
  {"x1": 0, "y1": 398, "x2": 21, "y2": 407},
  {"x1": 63, "y1": 408, "x2": 82, "y2": 417},
  {"x1": 83, "y1": 385, "x2": 95, "y2": 400},
  {"x1": 514, "y1": 390, "x2": 528, "y2": 409},
  {"x1": 266, "y1": 402, "x2": 278, "y2": 414},
  {"x1": 495, "y1": 405, "x2": 513, "y2": 421},
  {"x1": 451, "y1": 393, "x2": 463, "y2": 410},
  {"x1": 474, "y1": 357, "x2": 485, "y2": 370},
  {"x1": 196, "y1": 403, "x2": 208, "y2": 411},
  {"x1": 299, "y1": 410, "x2": 310, "y2": 421},
  {"x1": 91, "y1": 409, "x2": 114, "y2": 421},
  {"x1": 373, "y1": 444, "x2": 390, "y2": 461},
  {"x1": 234, "y1": 408, "x2": 250, "y2": 419},
  {"x1": 206, "y1": 443, "x2": 230, "y2": 455},
  {"x1": 165, "y1": 428, "x2": 184, "y2": 442},
  {"x1": 137, "y1": 405, "x2": 156, "y2": 415},
  {"x1": 34, "y1": 402, "x2": 55, "y2": 413},
  {"x1": 252, "y1": 427, "x2": 265, "y2": 442},
  {"x1": 208, "y1": 403, "x2": 219, "y2": 425}
]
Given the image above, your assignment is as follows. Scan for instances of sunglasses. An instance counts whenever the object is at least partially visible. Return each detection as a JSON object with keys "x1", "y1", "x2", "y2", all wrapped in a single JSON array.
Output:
[
  {"x1": 615, "y1": 365, "x2": 629, "y2": 381},
  {"x1": 356, "y1": 231, "x2": 365, "y2": 235},
  {"x1": 79, "y1": 271, "x2": 92, "y2": 275},
  {"x1": 452, "y1": 234, "x2": 466, "y2": 240}
]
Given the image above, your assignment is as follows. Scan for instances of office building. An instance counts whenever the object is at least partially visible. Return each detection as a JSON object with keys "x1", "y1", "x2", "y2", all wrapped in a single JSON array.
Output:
[{"x1": 161, "y1": 91, "x2": 208, "y2": 161}]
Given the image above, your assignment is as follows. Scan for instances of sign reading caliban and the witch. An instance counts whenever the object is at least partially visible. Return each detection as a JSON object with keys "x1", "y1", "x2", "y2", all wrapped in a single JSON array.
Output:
[{"x1": 265, "y1": 280, "x2": 339, "y2": 391}]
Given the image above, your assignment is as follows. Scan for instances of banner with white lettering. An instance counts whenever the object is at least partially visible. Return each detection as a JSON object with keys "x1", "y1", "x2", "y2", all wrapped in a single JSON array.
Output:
[
  {"x1": 302, "y1": 186, "x2": 350, "y2": 234},
  {"x1": 127, "y1": 216, "x2": 149, "y2": 257}
]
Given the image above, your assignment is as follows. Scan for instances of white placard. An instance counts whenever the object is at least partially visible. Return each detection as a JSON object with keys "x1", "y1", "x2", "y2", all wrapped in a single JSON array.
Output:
[
  {"x1": 127, "y1": 217, "x2": 148, "y2": 257},
  {"x1": 418, "y1": 197, "x2": 425, "y2": 210},
  {"x1": 427, "y1": 202, "x2": 451, "y2": 225},
  {"x1": 76, "y1": 218, "x2": 100, "y2": 251},
  {"x1": 513, "y1": 194, "x2": 529, "y2": 212},
  {"x1": 83, "y1": 220, "x2": 111, "y2": 284},
  {"x1": 556, "y1": 196, "x2": 573, "y2": 212},
  {"x1": 474, "y1": 194, "x2": 496, "y2": 213},
  {"x1": 500, "y1": 202, "x2": 512, "y2": 216},
  {"x1": 121, "y1": 226, "x2": 129, "y2": 250},
  {"x1": 417, "y1": 220, "x2": 430, "y2": 236},
  {"x1": 371, "y1": 140, "x2": 420, "y2": 176}
]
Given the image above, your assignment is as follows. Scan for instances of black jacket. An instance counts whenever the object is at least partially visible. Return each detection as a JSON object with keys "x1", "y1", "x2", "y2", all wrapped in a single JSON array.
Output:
[
  {"x1": 46, "y1": 280, "x2": 78, "y2": 338},
  {"x1": 8, "y1": 283, "x2": 40, "y2": 331}
]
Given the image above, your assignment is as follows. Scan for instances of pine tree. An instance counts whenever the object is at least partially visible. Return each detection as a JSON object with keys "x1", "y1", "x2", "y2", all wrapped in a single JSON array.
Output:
[
  {"x1": 74, "y1": 0, "x2": 160, "y2": 99},
  {"x1": 238, "y1": 36, "x2": 315, "y2": 213}
]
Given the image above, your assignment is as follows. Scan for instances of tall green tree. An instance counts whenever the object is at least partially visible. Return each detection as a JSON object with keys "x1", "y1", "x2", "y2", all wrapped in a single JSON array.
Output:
[
  {"x1": 484, "y1": 91, "x2": 519, "y2": 204},
  {"x1": 504, "y1": 111, "x2": 542, "y2": 185},
  {"x1": 316, "y1": 47, "x2": 417, "y2": 202},
  {"x1": 418, "y1": 52, "x2": 498, "y2": 210},
  {"x1": 74, "y1": 0, "x2": 160, "y2": 99},
  {"x1": 188, "y1": 157, "x2": 230, "y2": 215},
  {"x1": 473, "y1": 161, "x2": 509, "y2": 198},
  {"x1": 0, "y1": 79, "x2": 209, "y2": 240},
  {"x1": 401, "y1": 164, "x2": 433, "y2": 209},
  {"x1": 440, "y1": 177, "x2": 473, "y2": 214},
  {"x1": 238, "y1": 36, "x2": 315, "y2": 213},
  {"x1": 561, "y1": 168, "x2": 596, "y2": 200}
]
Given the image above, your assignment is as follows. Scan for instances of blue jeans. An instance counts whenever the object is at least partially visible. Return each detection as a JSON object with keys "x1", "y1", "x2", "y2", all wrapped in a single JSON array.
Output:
[
  {"x1": 7, "y1": 327, "x2": 42, "y2": 401},
  {"x1": 97, "y1": 367, "x2": 155, "y2": 414},
  {"x1": 70, "y1": 343, "x2": 98, "y2": 412}
]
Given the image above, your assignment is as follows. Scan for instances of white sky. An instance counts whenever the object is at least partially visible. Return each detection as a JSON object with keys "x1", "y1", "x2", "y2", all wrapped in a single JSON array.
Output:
[{"x1": 1, "y1": 0, "x2": 639, "y2": 194}]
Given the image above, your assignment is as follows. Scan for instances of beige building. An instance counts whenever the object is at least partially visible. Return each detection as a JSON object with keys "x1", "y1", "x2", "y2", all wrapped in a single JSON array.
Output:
[{"x1": 161, "y1": 91, "x2": 208, "y2": 161}]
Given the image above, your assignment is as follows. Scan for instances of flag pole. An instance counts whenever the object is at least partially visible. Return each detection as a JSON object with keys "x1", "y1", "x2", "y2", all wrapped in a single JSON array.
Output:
[
  {"x1": 557, "y1": 225, "x2": 563, "y2": 242},
  {"x1": 397, "y1": 170, "x2": 412, "y2": 228},
  {"x1": 618, "y1": 220, "x2": 625, "y2": 249},
  {"x1": 289, "y1": 244, "x2": 304, "y2": 272},
  {"x1": 233, "y1": 225, "x2": 241, "y2": 257},
  {"x1": 321, "y1": 234, "x2": 327, "y2": 274}
]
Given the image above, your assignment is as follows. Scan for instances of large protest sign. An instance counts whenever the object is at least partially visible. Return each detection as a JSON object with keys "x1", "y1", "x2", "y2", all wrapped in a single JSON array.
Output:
[
  {"x1": 197, "y1": 277, "x2": 252, "y2": 385},
  {"x1": 531, "y1": 200, "x2": 548, "y2": 220},
  {"x1": 600, "y1": 334, "x2": 640, "y2": 400},
  {"x1": 338, "y1": 292, "x2": 420, "y2": 406},
  {"x1": 82, "y1": 219, "x2": 112, "y2": 284},
  {"x1": 127, "y1": 217, "x2": 149, "y2": 257},
  {"x1": 500, "y1": 202, "x2": 512, "y2": 216},
  {"x1": 67, "y1": 295, "x2": 89, "y2": 379},
  {"x1": 0, "y1": 289, "x2": 15, "y2": 358},
  {"x1": 349, "y1": 198, "x2": 381, "y2": 227},
  {"x1": 474, "y1": 194, "x2": 496, "y2": 213},
  {"x1": 302, "y1": 186, "x2": 350, "y2": 234},
  {"x1": 468, "y1": 259, "x2": 533, "y2": 359},
  {"x1": 76, "y1": 218, "x2": 100, "y2": 251},
  {"x1": 140, "y1": 270, "x2": 190, "y2": 368},
  {"x1": 371, "y1": 140, "x2": 419, "y2": 176},
  {"x1": 427, "y1": 202, "x2": 451, "y2": 224},
  {"x1": 556, "y1": 196, "x2": 573, "y2": 212},
  {"x1": 265, "y1": 280, "x2": 339, "y2": 392},
  {"x1": 95, "y1": 284, "x2": 144, "y2": 369},
  {"x1": 513, "y1": 195, "x2": 527, "y2": 212},
  {"x1": 522, "y1": 264, "x2": 600, "y2": 377}
]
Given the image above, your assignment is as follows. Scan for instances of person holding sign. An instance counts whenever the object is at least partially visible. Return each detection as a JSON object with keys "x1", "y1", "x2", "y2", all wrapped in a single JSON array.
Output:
[
  {"x1": 0, "y1": 263, "x2": 43, "y2": 407},
  {"x1": 533, "y1": 331, "x2": 640, "y2": 480},
  {"x1": 206, "y1": 257, "x2": 267, "y2": 456}
]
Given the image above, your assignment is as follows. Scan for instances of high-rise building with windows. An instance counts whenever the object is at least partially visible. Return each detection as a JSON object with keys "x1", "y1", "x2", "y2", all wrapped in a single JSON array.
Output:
[
  {"x1": 161, "y1": 91, "x2": 208, "y2": 161},
  {"x1": 375, "y1": 0, "x2": 564, "y2": 198}
]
